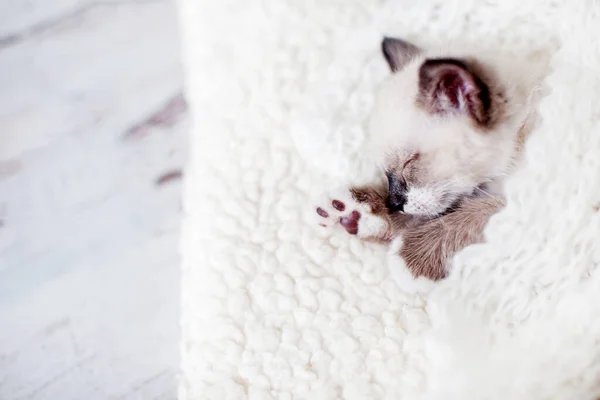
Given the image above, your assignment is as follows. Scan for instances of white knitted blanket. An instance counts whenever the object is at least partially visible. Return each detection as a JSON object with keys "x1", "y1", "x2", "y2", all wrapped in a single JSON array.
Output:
[{"x1": 179, "y1": 1, "x2": 600, "y2": 398}]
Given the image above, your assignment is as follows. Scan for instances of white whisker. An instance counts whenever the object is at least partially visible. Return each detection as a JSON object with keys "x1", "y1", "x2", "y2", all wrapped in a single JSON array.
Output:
[{"x1": 475, "y1": 186, "x2": 495, "y2": 199}]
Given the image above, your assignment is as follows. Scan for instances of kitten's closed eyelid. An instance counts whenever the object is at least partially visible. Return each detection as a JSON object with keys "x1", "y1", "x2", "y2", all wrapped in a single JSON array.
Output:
[
  {"x1": 401, "y1": 153, "x2": 420, "y2": 179},
  {"x1": 404, "y1": 153, "x2": 420, "y2": 167}
]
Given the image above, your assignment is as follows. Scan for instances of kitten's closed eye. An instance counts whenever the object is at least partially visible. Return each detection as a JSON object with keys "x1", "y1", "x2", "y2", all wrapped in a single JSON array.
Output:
[
  {"x1": 401, "y1": 153, "x2": 420, "y2": 181},
  {"x1": 402, "y1": 153, "x2": 419, "y2": 169}
]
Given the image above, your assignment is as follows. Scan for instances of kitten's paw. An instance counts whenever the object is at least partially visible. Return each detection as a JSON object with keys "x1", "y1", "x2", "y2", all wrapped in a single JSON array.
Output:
[
  {"x1": 316, "y1": 199, "x2": 361, "y2": 234},
  {"x1": 314, "y1": 188, "x2": 389, "y2": 240}
]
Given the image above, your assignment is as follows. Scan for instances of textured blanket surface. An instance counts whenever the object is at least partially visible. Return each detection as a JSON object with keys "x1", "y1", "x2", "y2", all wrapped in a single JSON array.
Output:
[{"x1": 179, "y1": 1, "x2": 600, "y2": 398}]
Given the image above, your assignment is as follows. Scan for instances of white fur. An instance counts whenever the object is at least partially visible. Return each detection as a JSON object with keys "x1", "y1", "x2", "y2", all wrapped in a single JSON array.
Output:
[
  {"x1": 181, "y1": 0, "x2": 600, "y2": 399},
  {"x1": 403, "y1": 186, "x2": 441, "y2": 216}
]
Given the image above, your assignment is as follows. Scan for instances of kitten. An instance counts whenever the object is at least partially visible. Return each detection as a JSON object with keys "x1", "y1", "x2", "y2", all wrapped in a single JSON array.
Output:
[{"x1": 315, "y1": 37, "x2": 546, "y2": 293}]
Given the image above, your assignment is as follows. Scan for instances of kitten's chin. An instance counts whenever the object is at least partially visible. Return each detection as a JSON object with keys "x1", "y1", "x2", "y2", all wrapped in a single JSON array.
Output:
[
  {"x1": 403, "y1": 198, "x2": 460, "y2": 218},
  {"x1": 402, "y1": 201, "x2": 451, "y2": 218}
]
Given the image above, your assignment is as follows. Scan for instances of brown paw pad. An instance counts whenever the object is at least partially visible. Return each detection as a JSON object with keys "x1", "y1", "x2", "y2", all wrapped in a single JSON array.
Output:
[
  {"x1": 340, "y1": 210, "x2": 360, "y2": 235},
  {"x1": 332, "y1": 200, "x2": 345, "y2": 211},
  {"x1": 316, "y1": 207, "x2": 329, "y2": 218}
]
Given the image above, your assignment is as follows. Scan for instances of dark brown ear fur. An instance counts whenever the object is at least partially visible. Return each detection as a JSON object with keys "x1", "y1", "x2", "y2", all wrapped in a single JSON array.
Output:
[
  {"x1": 417, "y1": 58, "x2": 495, "y2": 128},
  {"x1": 381, "y1": 37, "x2": 420, "y2": 72}
]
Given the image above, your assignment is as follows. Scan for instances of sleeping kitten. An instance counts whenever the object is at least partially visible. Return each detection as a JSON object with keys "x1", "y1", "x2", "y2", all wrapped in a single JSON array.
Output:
[{"x1": 316, "y1": 37, "x2": 546, "y2": 293}]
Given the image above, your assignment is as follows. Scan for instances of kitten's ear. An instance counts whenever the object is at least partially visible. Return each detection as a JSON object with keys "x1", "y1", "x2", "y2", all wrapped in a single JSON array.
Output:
[
  {"x1": 381, "y1": 37, "x2": 420, "y2": 72},
  {"x1": 418, "y1": 59, "x2": 492, "y2": 126}
]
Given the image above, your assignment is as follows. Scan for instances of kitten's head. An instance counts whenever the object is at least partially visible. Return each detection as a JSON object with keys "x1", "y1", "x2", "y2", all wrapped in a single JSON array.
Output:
[{"x1": 369, "y1": 37, "x2": 519, "y2": 217}]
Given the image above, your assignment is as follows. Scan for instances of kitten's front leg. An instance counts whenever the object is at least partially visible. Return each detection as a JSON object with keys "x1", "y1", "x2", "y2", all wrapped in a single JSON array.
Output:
[
  {"x1": 388, "y1": 195, "x2": 505, "y2": 293},
  {"x1": 315, "y1": 185, "x2": 397, "y2": 242}
]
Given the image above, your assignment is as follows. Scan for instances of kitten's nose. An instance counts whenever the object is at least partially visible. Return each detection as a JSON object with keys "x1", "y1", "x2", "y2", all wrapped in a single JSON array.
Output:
[
  {"x1": 386, "y1": 193, "x2": 406, "y2": 212},
  {"x1": 386, "y1": 173, "x2": 407, "y2": 212}
]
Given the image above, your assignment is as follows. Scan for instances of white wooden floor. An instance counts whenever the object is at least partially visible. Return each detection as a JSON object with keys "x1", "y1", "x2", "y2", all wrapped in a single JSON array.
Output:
[{"x1": 0, "y1": 0, "x2": 185, "y2": 398}]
